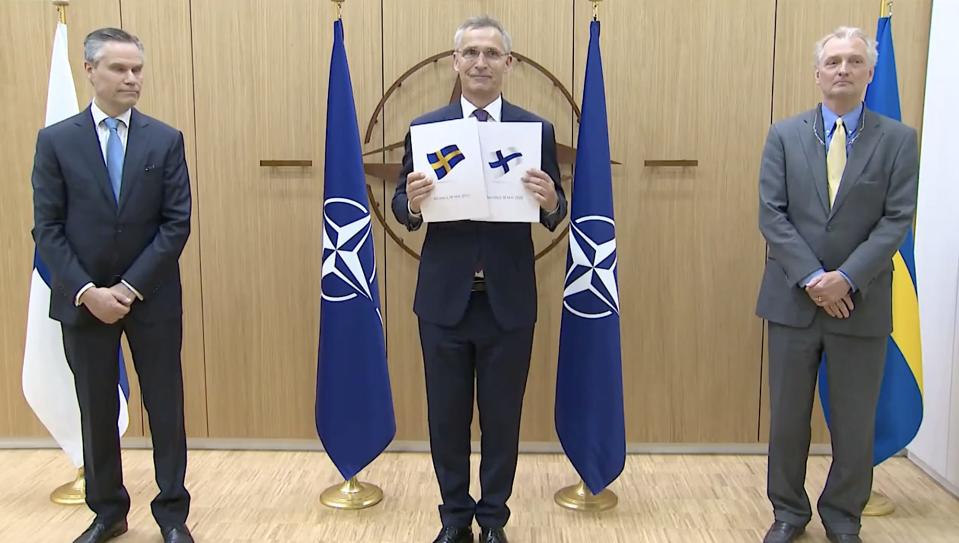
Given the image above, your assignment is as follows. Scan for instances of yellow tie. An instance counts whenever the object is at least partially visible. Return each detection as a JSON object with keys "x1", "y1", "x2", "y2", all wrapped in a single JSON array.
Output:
[{"x1": 827, "y1": 118, "x2": 847, "y2": 207}]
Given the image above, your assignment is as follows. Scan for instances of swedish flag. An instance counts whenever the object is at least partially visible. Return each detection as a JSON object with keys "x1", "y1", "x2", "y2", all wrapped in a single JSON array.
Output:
[
  {"x1": 428, "y1": 145, "x2": 465, "y2": 180},
  {"x1": 819, "y1": 15, "x2": 923, "y2": 465}
]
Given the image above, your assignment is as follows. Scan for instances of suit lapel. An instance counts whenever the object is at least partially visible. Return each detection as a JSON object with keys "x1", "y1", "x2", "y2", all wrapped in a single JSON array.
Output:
[
  {"x1": 501, "y1": 100, "x2": 518, "y2": 122},
  {"x1": 829, "y1": 108, "x2": 884, "y2": 218},
  {"x1": 442, "y1": 102, "x2": 463, "y2": 121},
  {"x1": 73, "y1": 107, "x2": 117, "y2": 208},
  {"x1": 118, "y1": 109, "x2": 151, "y2": 214},
  {"x1": 798, "y1": 107, "x2": 830, "y2": 216}
]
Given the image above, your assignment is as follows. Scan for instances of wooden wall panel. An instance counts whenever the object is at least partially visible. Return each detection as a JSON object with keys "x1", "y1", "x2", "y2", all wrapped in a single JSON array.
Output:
[
  {"x1": 0, "y1": 0, "x2": 933, "y2": 447},
  {"x1": 122, "y1": 0, "x2": 208, "y2": 437},
  {"x1": 192, "y1": 0, "x2": 383, "y2": 438},
  {"x1": 574, "y1": 0, "x2": 775, "y2": 443},
  {"x1": 762, "y1": 0, "x2": 933, "y2": 444}
]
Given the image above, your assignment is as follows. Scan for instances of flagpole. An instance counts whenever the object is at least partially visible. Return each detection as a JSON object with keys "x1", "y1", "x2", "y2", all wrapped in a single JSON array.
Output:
[
  {"x1": 320, "y1": 476, "x2": 384, "y2": 510},
  {"x1": 880, "y1": 0, "x2": 892, "y2": 18},
  {"x1": 555, "y1": 480, "x2": 618, "y2": 512},
  {"x1": 51, "y1": 467, "x2": 86, "y2": 505},
  {"x1": 555, "y1": 0, "x2": 619, "y2": 513},
  {"x1": 317, "y1": 0, "x2": 385, "y2": 510},
  {"x1": 863, "y1": 0, "x2": 896, "y2": 519},
  {"x1": 45, "y1": 0, "x2": 86, "y2": 506},
  {"x1": 54, "y1": 0, "x2": 68, "y2": 23}
]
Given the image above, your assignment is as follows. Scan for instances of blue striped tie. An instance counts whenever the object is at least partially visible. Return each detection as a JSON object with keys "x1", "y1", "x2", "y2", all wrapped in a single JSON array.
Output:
[{"x1": 104, "y1": 117, "x2": 124, "y2": 202}]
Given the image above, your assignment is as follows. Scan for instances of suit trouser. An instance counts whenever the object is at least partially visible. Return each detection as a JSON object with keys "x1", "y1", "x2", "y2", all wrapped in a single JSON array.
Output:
[
  {"x1": 418, "y1": 291, "x2": 534, "y2": 529},
  {"x1": 61, "y1": 316, "x2": 190, "y2": 527},
  {"x1": 767, "y1": 316, "x2": 886, "y2": 535}
]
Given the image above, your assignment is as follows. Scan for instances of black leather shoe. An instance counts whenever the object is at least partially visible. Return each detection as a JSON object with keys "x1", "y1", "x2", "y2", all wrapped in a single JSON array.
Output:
[
  {"x1": 161, "y1": 525, "x2": 195, "y2": 543},
  {"x1": 480, "y1": 527, "x2": 508, "y2": 543},
  {"x1": 432, "y1": 525, "x2": 472, "y2": 543},
  {"x1": 762, "y1": 521, "x2": 805, "y2": 543},
  {"x1": 73, "y1": 519, "x2": 128, "y2": 543},
  {"x1": 826, "y1": 533, "x2": 862, "y2": 543}
]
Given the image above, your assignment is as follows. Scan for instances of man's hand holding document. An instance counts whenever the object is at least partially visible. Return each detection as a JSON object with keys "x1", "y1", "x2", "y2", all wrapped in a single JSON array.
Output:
[{"x1": 411, "y1": 119, "x2": 542, "y2": 223}]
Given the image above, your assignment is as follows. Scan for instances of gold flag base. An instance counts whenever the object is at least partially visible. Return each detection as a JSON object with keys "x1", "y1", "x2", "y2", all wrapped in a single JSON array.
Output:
[
  {"x1": 320, "y1": 477, "x2": 383, "y2": 510},
  {"x1": 862, "y1": 490, "x2": 895, "y2": 516},
  {"x1": 554, "y1": 480, "x2": 618, "y2": 512},
  {"x1": 50, "y1": 468, "x2": 85, "y2": 505}
]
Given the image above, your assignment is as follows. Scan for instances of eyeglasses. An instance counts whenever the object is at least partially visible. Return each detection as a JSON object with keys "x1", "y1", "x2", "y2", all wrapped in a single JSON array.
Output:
[{"x1": 457, "y1": 47, "x2": 508, "y2": 62}]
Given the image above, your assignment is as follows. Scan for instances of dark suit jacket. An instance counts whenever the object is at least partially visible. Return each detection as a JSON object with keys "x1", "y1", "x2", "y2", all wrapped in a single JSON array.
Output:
[
  {"x1": 392, "y1": 100, "x2": 567, "y2": 330},
  {"x1": 756, "y1": 106, "x2": 919, "y2": 337},
  {"x1": 32, "y1": 106, "x2": 192, "y2": 326}
]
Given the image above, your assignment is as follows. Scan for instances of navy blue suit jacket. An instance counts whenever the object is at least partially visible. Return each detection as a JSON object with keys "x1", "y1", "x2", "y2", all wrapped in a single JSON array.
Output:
[
  {"x1": 32, "y1": 107, "x2": 192, "y2": 325},
  {"x1": 392, "y1": 100, "x2": 567, "y2": 330}
]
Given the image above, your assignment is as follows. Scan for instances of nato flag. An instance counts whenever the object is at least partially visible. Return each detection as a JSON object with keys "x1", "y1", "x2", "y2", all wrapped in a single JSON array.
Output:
[
  {"x1": 316, "y1": 19, "x2": 396, "y2": 480},
  {"x1": 555, "y1": 20, "x2": 626, "y2": 495}
]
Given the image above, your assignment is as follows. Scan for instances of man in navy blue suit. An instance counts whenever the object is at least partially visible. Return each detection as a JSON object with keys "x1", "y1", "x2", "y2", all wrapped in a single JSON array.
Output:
[
  {"x1": 32, "y1": 28, "x2": 193, "y2": 543},
  {"x1": 392, "y1": 16, "x2": 567, "y2": 543}
]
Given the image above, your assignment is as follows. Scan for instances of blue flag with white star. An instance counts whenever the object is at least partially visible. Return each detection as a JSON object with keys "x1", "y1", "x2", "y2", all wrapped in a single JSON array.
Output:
[
  {"x1": 555, "y1": 20, "x2": 626, "y2": 495},
  {"x1": 316, "y1": 19, "x2": 395, "y2": 480}
]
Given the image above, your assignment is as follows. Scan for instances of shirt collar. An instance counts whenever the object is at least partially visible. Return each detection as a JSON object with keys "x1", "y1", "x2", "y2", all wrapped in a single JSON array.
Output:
[
  {"x1": 90, "y1": 100, "x2": 132, "y2": 128},
  {"x1": 461, "y1": 95, "x2": 502, "y2": 122},
  {"x1": 822, "y1": 101, "x2": 863, "y2": 139}
]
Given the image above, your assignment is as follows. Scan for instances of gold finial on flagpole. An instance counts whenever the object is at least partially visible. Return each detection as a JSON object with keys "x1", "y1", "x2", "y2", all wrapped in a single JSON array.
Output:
[
  {"x1": 587, "y1": 0, "x2": 603, "y2": 21},
  {"x1": 554, "y1": 479, "x2": 618, "y2": 511},
  {"x1": 53, "y1": 0, "x2": 70, "y2": 24},
  {"x1": 881, "y1": 0, "x2": 892, "y2": 18},
  {"x1": 320, "y1": 476, "x2": 384, "y2": 509},
  {"x1": 331, "y1": 0, "x2": 344, "y2": 20},
  {"x1": 50, "y1": 468, "x2": 86, "y2": 505}
]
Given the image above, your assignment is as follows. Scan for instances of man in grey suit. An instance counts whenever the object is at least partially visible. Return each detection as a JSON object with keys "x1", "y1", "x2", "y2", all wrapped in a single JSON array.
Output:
[{"x1": 756, "y1": 27, "x2": 919, "y2": 543}]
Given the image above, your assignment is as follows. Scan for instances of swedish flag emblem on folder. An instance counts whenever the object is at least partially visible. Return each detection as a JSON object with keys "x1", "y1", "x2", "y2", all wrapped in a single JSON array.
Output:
[{"x1": 428, "y1": 145, "x2": 465, "y2": 180}]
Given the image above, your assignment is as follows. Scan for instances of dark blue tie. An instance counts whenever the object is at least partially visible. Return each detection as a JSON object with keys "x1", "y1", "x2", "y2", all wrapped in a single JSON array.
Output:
[
  {"x1": 104, "y1": 117, "x2": 124, "y2": 202},
  {"x1": 472, "y1": 109, "x2": 489, "y2": 122}
]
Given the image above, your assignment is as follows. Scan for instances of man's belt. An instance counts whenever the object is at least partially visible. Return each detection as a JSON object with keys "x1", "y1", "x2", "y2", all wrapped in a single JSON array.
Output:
[{"x1": 471, "y1": 276, "x2": 486, "y2": 292}]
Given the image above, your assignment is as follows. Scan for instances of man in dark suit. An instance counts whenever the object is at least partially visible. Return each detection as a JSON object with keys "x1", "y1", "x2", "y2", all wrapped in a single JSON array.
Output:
[
  {"x1": 756, "y1": 27, "x2": 919, "y2": 543},
  {"x1": 32, "y1": 28, "x2": 193, "y2": 543},
  {"x1": 392, "y1": 16, "x2": 566, "y2": 543}
]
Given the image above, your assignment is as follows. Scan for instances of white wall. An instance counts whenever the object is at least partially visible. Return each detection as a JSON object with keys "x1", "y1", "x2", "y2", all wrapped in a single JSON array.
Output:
[{"x1": 907, "y1": 0, "x2": 959, "y2": 493}]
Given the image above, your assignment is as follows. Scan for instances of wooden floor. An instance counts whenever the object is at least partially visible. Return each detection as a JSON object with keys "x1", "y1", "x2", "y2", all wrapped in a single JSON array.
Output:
[{"x1": 0, "y1": 450, "x2": 956, "y2": 542}]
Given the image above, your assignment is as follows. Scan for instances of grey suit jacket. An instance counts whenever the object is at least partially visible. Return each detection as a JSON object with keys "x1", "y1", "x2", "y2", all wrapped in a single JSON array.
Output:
[{"x1": 755, "y1": 105, "x2": 918, "y2": 337}]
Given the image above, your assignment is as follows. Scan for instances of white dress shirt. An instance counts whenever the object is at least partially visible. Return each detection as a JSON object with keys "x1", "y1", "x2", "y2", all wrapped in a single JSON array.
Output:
[
  {"x1": 90, "y1": 100, "x2": 131, "y2": 159},
  {"x1": 460, "y1": 94, "x2": 502, "y2": 122}
]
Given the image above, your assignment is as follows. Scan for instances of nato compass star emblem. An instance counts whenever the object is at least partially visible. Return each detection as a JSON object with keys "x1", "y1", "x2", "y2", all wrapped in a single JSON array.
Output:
[
  {"x1": 321, "y1": 197, "x2": 381, "y2": 318},
  {"x1": 563, "y1": 215, "x2": 620, "y2": 319}
]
